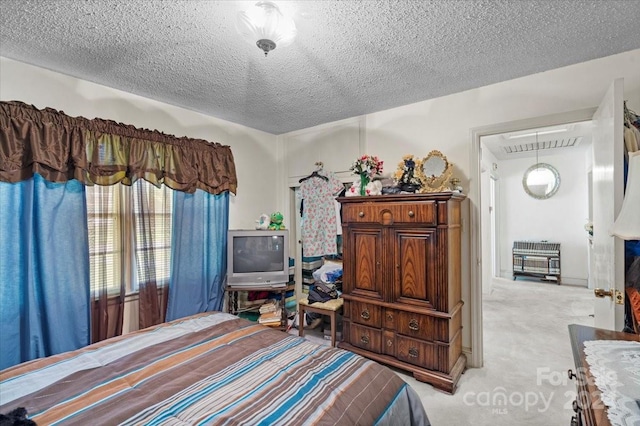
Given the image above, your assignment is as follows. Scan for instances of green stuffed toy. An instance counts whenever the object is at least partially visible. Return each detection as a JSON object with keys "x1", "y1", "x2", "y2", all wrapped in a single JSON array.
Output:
[{"x1": 268, "y1": 212, "x2": 286, "y2": 230}]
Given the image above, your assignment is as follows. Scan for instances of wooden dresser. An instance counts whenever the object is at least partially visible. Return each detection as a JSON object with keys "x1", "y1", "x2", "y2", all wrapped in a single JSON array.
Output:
[
  {"x1": 338, "y1": 193, "x2": 466, "y2": 393},
  {"x1": 568, "y1": 324, "x2": 640, "y2": 426}
]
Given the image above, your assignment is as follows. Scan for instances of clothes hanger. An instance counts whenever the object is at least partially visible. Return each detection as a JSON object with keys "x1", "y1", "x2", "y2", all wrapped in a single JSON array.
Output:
[
  {"x1": 299, "y1": 170, "x2": 328, "y2": 182},
  {"x1": 299, "y1": 162, "x2": 328, "y2": 182}
]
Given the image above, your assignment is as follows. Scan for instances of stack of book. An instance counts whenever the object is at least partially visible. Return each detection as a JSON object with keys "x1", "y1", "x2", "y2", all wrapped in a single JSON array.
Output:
[
  {"x1": 258, "y1": 300, "x2": 282, "y2": 327},
  {"x1": 301, "y1": 256, "x2": 323, "y2": 294}
]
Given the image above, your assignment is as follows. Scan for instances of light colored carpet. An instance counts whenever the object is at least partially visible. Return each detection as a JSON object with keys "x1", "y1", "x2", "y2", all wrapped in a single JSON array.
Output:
[
  {"x1": 290, "y1": 277, "x2": 594, "y2": 425},
  {"x1": 397, "y1": 277, "x2": 594, "y2": 426},
  {"x1": 288, "y1": 323, "x2": 332, "y2": 346}
]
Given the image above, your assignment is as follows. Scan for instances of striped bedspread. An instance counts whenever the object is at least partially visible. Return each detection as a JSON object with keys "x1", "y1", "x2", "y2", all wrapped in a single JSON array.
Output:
[{"x1": 0, "y1": 312, "x2": 429, "y2": 425}]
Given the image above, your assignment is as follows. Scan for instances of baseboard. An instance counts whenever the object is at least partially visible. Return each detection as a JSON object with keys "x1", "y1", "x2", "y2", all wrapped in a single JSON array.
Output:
[
  {"x1": 463, "y1": 347, "x2": 479, "y2": 368},
  {"x1": 499, "y1": 271, "x2": 587, "y2": 287}
]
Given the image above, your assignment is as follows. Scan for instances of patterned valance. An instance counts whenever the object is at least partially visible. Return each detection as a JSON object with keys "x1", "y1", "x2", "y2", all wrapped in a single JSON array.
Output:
[{"x1": 0, "y1": 101, "x2": 237, "y2": 195}]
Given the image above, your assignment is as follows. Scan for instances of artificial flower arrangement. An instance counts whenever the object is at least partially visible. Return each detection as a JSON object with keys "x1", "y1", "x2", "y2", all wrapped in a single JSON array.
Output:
[
  {"x1": 350, "y1": 154, "x2": 384, "y2": 178},
  {"x1": 349, "y1": 155, "x2": 384, "y2": 196},
  {"x1": 394, "y1": 154, "x2": 423, "y2": 189}
]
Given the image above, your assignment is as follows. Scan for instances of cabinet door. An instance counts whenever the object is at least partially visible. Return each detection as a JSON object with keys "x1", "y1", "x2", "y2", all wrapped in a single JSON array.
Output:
[
  {"x1": 344, "y1": 227, "x2": 384, "y2": 300},
  {"x1": 392, "y1": 229, "x2": 437, "y2": 309}
]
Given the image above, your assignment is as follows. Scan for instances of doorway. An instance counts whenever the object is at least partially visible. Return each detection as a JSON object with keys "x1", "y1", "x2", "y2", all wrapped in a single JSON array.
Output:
[
  {"x1": 467, "y1": 107, "x2": 597, "y2": 367},
  {"x1": 480, "y1": 121, "x2": 593, "y2": 286},
  {"x1": 470, "y1": 80, "x2": 627, "y2": 367}
]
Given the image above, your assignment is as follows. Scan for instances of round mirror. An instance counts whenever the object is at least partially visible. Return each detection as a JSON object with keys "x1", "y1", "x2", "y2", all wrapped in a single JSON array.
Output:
[{"x1": 522, "y1": 163, "x2": 560, "y2": 199}]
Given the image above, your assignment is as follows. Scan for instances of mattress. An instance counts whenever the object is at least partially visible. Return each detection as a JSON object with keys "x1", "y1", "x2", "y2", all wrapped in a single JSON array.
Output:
[{"x1": 0, "y1": 312, "x2": 430, "y2": 425}]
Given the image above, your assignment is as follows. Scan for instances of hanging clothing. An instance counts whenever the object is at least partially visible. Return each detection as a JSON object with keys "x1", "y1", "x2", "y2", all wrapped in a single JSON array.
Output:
[
  {"x1": 625, "y1": 125, "x2": 639, "y2": 153},
  {"x1": 298, "y1": 171, "x2": 344, "y2": 257}
]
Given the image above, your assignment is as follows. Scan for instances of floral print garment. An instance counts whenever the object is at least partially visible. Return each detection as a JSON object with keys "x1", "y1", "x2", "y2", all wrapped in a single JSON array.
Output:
[{"x1": 298, "y1": 171, "x2": 344, "y2": 257}]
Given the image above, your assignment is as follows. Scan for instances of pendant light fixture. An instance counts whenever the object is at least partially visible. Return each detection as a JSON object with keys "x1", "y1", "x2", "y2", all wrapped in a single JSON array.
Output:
[{"x1": 236, "y1": 1, "x2": 297, "y2": 57}]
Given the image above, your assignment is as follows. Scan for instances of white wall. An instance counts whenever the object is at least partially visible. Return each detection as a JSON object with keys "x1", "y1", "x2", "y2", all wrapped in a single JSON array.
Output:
[
  {"x1": 0, "y1": 56, "x2": 278, "y2": 230},
  {"x1": 497, "y1": 151, "x2": 589, "y2": 285}
]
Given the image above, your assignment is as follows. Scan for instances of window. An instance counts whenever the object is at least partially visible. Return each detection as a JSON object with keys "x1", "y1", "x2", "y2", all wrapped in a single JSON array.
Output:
[{"x1": 86, "y1": 181, "x2": 172, "y2": 295}]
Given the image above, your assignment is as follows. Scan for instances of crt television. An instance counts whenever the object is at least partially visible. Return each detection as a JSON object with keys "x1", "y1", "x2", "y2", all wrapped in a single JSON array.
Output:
[{"x1": 226, "y1": 229, "x2": 289, "y2": 288}]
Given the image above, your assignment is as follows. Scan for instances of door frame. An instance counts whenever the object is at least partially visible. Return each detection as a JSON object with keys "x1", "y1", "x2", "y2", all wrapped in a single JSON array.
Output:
[
  {"x1": 468, "y1": 107, "x2": 597, "y2": 368},
  {"x1": 490, "y1": 174, "x2": 499, "y2": 278}
]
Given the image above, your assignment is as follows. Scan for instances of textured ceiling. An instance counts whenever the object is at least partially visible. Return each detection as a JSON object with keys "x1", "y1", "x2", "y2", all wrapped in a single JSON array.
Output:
[{"x1": 1, "y1": 1, "x2": 640, "y2": 135}]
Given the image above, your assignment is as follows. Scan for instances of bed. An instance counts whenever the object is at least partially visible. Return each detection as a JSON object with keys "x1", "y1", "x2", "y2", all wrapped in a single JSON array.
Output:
[{"x1": 0, "y1": 312, "x2": 430, "y2": 425}]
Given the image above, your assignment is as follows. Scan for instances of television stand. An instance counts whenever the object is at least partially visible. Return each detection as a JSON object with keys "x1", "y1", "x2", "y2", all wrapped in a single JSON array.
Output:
[
  {"x1": 226, "y1": 284, "x2": 290, "y2": 330},
  {"x1": 266, "y1": 283, "x2": 287, "y2": 288}
]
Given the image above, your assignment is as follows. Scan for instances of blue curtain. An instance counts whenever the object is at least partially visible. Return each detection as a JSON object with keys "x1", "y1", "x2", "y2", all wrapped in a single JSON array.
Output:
[
  {"x1": 166, "y1": 190, "x2": 229, "y2": 321},
  {"x1": 0, "y1": 174, "x2": 90, "y2": 370}
]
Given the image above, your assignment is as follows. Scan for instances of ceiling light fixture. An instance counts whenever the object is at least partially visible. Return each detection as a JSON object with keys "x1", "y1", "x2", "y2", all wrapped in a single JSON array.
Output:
[
  {"x1": 508, "y1": 128, "x2": 568, "y2": 139},
  {"x1": 236, "y1": 1, "x2": 297, "y2": 57}
]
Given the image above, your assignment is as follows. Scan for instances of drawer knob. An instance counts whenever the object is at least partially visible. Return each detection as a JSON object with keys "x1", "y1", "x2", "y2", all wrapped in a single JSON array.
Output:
[
  {"x1": 361, "y1": 309, "x2": 370, "y2": 320},
  {"x1": 408, "y1": 210, "x2": 415, "y2": 218},
  {"x1": 360, "y1": 335, "x2": 370, "y2": 344},
  {"x1": 386, "y1": 312, "x2": 393, "y2": 321},
  {"x1": 567, "y1": 369, "x2": 576, "y2": 380},
  {"x1": 409, "y1": 319, "x2": 419, "y2": 331},
  {"x1": 387, "y1": 339, "x2": 393, "y2": 347},
  {"x1": 408, "y1": 347, "x2": 419, "y2": 358},
  {"x1": 572, "y1": 399, "x2": 580, "y2": 413},
  {"x1": 358, "y1": 211, "x2": 365, "y2": 218}
]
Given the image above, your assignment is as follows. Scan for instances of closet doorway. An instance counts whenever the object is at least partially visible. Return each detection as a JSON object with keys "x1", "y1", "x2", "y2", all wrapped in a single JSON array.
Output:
[{"x1": 288, "y1": 182, "x2": 350, "y2": 301}]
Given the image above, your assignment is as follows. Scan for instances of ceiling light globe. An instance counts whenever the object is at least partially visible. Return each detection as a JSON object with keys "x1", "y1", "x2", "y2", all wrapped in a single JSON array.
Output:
[{"x1": 236, "y1": 1, "x2": 297, "y2": 56}]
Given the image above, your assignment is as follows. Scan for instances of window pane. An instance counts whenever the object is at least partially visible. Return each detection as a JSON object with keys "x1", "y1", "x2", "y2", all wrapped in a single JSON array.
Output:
[
  {"x1": 87, "y1": 181, "x2": 173, "y2": 295},
  {"x1": 132, "y1": 181, "x2": 172, "y2": 290},
  {"x1": 86, "y1": 185, "x2": 122, "y2": 295}
]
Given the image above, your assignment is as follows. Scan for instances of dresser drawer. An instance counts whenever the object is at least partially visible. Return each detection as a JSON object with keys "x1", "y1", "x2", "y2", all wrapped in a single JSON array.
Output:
[
  {"x1": 350, "y1": 300, "x2": 382, "y2": 328},
  {"x1": 396, "y1": 335, "x2": 438, "y2": 370},
  {"x1": 396, "y1": 310, "x2": 461, "y2": 343},
  {"x1": 348, "y1": 323, "x2": 382, "y2": 354},
  {"x1": 342, "y1": 202, "x2": 437, "y2": 225}
]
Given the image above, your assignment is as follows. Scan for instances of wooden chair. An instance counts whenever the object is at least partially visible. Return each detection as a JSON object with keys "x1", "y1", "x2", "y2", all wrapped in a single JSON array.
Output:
[
  {"x1": 626, "y1": 287, "x2": 640, "y2": 334},
  {"x1": 298, "y1": 297, "x2": 343, "y2": 347}
]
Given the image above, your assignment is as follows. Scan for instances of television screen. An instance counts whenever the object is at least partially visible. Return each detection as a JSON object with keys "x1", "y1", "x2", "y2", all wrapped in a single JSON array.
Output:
[
  {"x1": 227, "y1": 229, "x2": 289, "y2": 287},
  {"x1": 232, "y1": 235, "x2": 285, "y2": 273}
]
